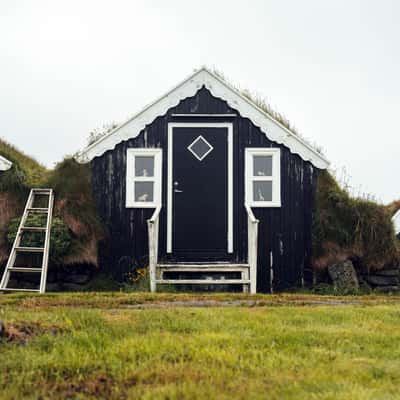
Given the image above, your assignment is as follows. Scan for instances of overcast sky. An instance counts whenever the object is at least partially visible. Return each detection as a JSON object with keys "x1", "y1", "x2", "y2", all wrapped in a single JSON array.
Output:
[{"x1": 0, "y1": 0, "x2": 399, "y2": 203}]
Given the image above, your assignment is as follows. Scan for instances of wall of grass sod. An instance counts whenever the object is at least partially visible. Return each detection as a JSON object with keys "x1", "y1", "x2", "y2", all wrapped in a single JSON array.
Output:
[{"x1": 0, "y1": 139, "x2": 103, "y2": 269}]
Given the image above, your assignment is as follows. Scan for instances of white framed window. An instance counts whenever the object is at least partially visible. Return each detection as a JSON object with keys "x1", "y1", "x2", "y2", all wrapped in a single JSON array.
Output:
[
  {"x1": 245, "y1": 148, "x2": 281, "y2": 207},
  {"x1": 126, "y1": 148, "x2": 162, "y2": 208}
]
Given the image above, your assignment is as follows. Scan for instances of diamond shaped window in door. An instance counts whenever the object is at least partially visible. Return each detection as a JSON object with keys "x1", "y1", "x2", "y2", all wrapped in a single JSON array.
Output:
[{"x1": 187, "y1": 135, "x2": 214, "y2": 161}]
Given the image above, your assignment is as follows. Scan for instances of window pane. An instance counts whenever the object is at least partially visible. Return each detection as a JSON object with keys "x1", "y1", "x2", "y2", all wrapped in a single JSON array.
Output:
[
  {"x1": 135, "y1": 156, "x2": 154, "y2": 177},
  {"x1": 135, "y1": 182, "x2": 154, "y2": 202},
  {"x1": 188, "y1": 135, "x2": 213, "y2": 161},
  {"x1": 253, "y1": 181, "x2": 273, "y2": 202},
  {"x1": 253, "y1": 155, "x2": 272, "y2": 176}
]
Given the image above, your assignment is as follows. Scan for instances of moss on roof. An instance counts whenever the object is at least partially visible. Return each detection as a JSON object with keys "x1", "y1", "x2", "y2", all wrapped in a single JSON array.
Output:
[
  {"x1": 313, "y1": 170, "x2": 400, "y2": 270},
  {"x1": 0, "y1": 138, "x2": 49, "y2": 188},
  {"x1": 211, "y1": 68, "x2": 325, "y2": 155}
]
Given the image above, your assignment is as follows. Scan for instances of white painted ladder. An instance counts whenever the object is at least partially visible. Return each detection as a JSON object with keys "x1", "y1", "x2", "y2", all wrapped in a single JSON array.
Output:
[{"x1": 0, "y1": 189, "x2": 54, "y2": 293}]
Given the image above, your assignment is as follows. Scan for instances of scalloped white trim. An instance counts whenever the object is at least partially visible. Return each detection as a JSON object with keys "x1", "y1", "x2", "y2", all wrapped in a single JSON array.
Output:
[
  {"x1": 76, "y1": 68, "x2": 329, "y2": 169},
  {"x1": 0, "y1": 155, "x2": 12, "y2": 171}
]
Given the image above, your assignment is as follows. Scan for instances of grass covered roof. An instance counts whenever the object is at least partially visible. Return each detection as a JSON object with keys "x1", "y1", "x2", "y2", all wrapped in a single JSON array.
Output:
[{"x1": 0, "y1": 138, "x2": 103, "y2": 268}]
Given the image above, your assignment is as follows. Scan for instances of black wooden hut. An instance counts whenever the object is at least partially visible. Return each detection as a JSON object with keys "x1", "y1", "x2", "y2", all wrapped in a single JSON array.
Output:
[{"x1": 77, "y1": 68, "x2": 329, "y2": 293}]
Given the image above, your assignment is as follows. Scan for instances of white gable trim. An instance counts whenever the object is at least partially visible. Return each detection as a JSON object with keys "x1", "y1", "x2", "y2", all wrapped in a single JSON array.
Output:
[
  {"x1": 76, "y1": 68, "x2": 329, "y2": 169},
  {"x1": 393, "y1": 209, "x2": 400, "y2": 235},
  {"x1": 0, "y1": 155, "x2": 12, "y2": 171}
]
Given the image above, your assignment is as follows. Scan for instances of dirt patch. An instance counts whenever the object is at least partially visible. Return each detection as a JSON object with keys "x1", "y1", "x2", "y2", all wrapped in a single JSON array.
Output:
[
  {"x1": 141, "y1": 369, "x2": 206, "y2": 386},
  {"x1": 0, "y1": 320, "x2": 63, "y2": 344},
  {"x1": 52, "y1": 374, "x2": 115, "y2": 399},
  {"x1": 47, "y1": 373, "x2": 138, "y2": 399},
  {"x1": 3, "y1": 293, "x2": 400, "y2": 311}
]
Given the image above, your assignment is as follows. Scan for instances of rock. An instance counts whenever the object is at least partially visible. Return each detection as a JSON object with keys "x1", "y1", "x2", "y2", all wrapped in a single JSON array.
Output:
[
  {"x1": 365, "y1": 275, "x2": 400, "y2": 286},
  {"x1": 374, "y1": 269, "x2": 400, "y2": 277},
  {"x1": 327, "y1": 260, "x2": 359, "y2": 292}
]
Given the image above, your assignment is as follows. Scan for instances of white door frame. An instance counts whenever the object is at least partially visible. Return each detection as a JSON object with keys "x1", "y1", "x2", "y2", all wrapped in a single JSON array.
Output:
[{"x1": 167, "y1": 122, "x2": 233, "y2": 254}]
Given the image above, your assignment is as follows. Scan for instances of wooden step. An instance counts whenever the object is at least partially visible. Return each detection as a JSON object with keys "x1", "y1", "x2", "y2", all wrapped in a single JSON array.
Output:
[
  {"x1": 8, "y1": 267, "x2": 42, "y2": 273},
  {"x1": 15, "y1": 246, "x2": 45, "y2": 253},
  {"x1": 156, "y1": 279, "x2": 251, "y2": 285},
  {"x1": 159, "y1": 267, "x2": 249, "y2": 273},
  {"x1": 158, "y1": 264, "x2": 249, "y2": 272},
  {"x1": 20, "y1": 226, "x2": 47, "y2": 232},
  {"x1": 159, "y1": 262, "x2": 249, "y2": 266}
]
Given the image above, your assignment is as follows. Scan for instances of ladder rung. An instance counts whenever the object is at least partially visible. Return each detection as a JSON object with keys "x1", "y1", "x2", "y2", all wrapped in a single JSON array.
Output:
[
  {"x1": 158, "y1": 263, "x2": 250, "y2": 268},
  {"x1": 27, "y1": 208, "x2": 49, "y2": 213},
  {"x1": 1, "y1": 288, "x2": 40, "y2": 292},
  {"x1": 15, "y1": 246, "x2": 45, "y2": 253},
  {"x1": 32, "y1": 189, "x2": 52, "y2": 193},
  {"x1": 20, "y1": 226, "x2": 47, "y2": 232},
  {"x1": 8, "y1": 267, "x2": 42, "y2": 273}
]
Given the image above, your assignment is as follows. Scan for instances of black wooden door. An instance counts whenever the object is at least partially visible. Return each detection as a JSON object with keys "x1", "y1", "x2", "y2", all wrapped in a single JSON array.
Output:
[{"x1": 172, "y1": 126, "x2": 228, "y2": 260}]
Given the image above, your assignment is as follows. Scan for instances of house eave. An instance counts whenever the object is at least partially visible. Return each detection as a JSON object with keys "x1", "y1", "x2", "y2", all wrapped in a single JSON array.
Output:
[
  {"x1": 392, "y1": 209, "x2": 400, "y2": 235},
  {"x1": 75, "y1": 68, "x2": 329, "y2": 169},
  {"x1": 0, "y1": 155, "x2": 12, "y2": 171}
]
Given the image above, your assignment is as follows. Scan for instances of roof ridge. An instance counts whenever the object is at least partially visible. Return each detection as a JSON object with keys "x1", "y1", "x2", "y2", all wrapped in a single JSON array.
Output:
[{"x1": 76, "y1": 68, "x2": 329, "y2": 169}]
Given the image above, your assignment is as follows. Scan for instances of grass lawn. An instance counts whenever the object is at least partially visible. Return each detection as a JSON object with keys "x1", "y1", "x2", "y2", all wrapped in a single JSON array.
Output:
[{"x1": 1, "y1": 293, "x2": 400, "y2": 399}]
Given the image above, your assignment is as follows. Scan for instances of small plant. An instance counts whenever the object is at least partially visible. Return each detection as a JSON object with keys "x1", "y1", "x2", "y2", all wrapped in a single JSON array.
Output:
[
  {"x1": 122, "y1": 267, "x2": 150, "y2": 292},
  {"x1": 125, "y1": 267, "x2": 147, "y2": 284},
  {"x1": 87, "y1": 122, "x2": 119, "y2": 145}
]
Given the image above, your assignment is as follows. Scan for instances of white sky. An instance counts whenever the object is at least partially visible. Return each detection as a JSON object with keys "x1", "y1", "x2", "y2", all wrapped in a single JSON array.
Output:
[{"x1": 0, "y1": 0, "x2": 399, "y2": 203}]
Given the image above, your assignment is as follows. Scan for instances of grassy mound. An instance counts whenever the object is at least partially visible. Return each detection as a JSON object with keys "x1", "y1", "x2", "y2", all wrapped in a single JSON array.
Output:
[
  {"x1": 46, "y1": 158, "x2": 103, "y2": 266},
  {"x1": 0, "y1": 139, "x2": 103, "y2": 267},
  {"x1": 0, "y1": 139, "x2": 49, "y2": 200},
  {"x1": 313, "y1": 170, "x2": 400, "y2": 270}
]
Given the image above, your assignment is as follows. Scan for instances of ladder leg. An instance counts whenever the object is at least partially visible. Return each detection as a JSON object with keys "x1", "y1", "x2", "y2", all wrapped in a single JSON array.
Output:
[
  {"x1": 0, "y1": 269, "x2": 11, "y2": 290},
  {"x1": 0, "y1": 247, "x2": 18, "y2": 290},
  {"x1": 39, "y1": 191, "x2": 53, "y2": 293}
]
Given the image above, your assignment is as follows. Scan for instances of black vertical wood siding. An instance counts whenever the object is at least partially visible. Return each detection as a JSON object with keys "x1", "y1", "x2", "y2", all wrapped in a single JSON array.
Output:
[{"x1": 91, "y1": 87, "x2": 319, "y2": 292}]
